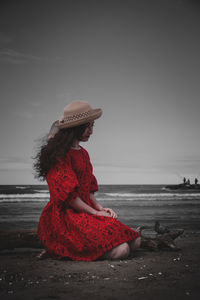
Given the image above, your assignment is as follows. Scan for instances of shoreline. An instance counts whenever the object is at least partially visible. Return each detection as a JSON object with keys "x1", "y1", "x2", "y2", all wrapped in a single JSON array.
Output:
[{"x1": 0, "y1": 234, "x2": 199, "y2": 300}]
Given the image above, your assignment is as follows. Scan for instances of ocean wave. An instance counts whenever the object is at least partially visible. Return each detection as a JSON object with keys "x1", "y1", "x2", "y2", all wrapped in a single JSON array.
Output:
[
  {"x1": 0, "y1": 198, "x2": 48, "y2": 203},
  {"x1": 0, "y1": 192, "x2": 200, "y2": 203},
  {"x1": 104, "y1": 193, "x2": 137, "y2": 197},
  {"x1": 33, "y1": 190, "x2": 49, "y2": 193},
  {"x1": 102, "y1": 192, "x2": 200, "y2": 198},
  {"x1": 0, "y1": 193, "x2": 49, "y2": 199},
  {"x1": 16, "y1": 186, "x2": 27, "y2": 189}
]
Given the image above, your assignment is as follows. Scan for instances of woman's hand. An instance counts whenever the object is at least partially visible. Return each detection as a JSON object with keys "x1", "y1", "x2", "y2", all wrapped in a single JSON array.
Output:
[
  {"x1": 95, "y1": 210, "x2": 111, "y2": 217},
  {"x1": 95, "y1": 203, "x2": 104, "y2": 211},
  {"x1": 102, "y1": 208, "x2": 118, "y2": 219}
]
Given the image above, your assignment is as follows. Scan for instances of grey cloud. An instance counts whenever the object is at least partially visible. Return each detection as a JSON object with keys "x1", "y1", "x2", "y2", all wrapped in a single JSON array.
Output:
[
  {"x1": 11, "y1": 100, "x2": 47, "y2": 119},
  {"x1": 29, "y1": 101, "x2": 43, "y2": 108},
  {"x1": 0, "y1": 156, "x2": 29, "y2": 164},
  {"x1": 0, "y1": 156, "x2": 31, "y2": 171},
  {"x1": 0, "y1": 48, "x2": 42, "y2": 64},
  {"x1": 12, "y1": 109, "x2": 47, "y2": 120},
  {"x1": 0, "y1": 32, "x2": 13, "y2": 44},
  {"x1": 0, "y1": 48, "x2": 62, "y2": 64}
]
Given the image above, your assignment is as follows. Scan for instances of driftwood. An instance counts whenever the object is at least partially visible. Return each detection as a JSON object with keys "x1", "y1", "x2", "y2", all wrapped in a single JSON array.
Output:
[
  {"x1": 136, "y1": 226, "x2": 184, "y2": 251},
  {"x1": 0, "y1": 229, "x2": 41, "y2": 251},
  {"x1": 0, "y1": 223, "x2": 184, "y2": 252}
]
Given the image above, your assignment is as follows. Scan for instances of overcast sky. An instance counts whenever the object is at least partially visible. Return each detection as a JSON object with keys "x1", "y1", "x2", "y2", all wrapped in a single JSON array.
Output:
[{"x1": 0, "y1": 0, "x2": 200, "y2": 185}]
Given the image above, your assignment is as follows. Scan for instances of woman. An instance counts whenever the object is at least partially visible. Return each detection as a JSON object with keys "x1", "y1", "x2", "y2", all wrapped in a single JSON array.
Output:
[{"x1": 34, "y1": 101, "x2": 141, "y2": 261}]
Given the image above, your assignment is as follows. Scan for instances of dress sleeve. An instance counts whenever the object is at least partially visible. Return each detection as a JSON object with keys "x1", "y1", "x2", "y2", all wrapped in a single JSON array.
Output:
[
  {"x1": 47, "y1": 156, "x2": 79, "y2": 207},
  {"x1": 82, "y1": 147, "x2": 99, "y2": 193},
  {"x1": 90, "y1": 174, "x2": 98, "y2": 193},
  {"x1": 88, "y1": 158, "x2": 98, "y2": 193}
]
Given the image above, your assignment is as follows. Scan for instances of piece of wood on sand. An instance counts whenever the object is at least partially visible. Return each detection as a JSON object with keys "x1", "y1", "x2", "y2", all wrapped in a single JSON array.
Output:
[
  {"x1": 0, "y1": 229, "x2": 41, "y2": 250},
  {"x1": 136, "y1": 226, "x2": 184, "y2": 251},
  {"x1": 0, "y1": 224, "x2": 184, "y2": 252}
]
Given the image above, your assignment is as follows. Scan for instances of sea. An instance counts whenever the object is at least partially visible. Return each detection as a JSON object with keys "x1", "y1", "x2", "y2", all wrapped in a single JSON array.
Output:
[{"x1": 0, "y1": 184, "x2": 200, "y2": 234}]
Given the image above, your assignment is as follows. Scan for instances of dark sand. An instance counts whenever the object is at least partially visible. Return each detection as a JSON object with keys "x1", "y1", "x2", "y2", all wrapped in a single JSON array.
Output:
[{"x1": 0, "y1": 234, "x2": 199, "y2": 300}]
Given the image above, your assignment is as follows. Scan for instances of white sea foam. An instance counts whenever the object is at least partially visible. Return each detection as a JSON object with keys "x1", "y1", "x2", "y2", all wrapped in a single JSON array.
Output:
[
  {"x1": 16, "y1": 186, "x2": 27, "y2": 189},
  {"x1": 34, "y1": 190, "x2": 49, "y2": 193},
  {"x1": 0, "y1": 191, "x2": 200, "y2": 203},
  {"x1": 0, "y1": 199, "x2": 48, "y2": 203},
  {"x1": 0, "y1": 193, "x2": 49, "y2": 199},
  {"x1": 103, "y1": 192, "x2": 200, "y2": 198},
  {"x1": 105, "y1": 193, "x2": 136, "y2": 197}
]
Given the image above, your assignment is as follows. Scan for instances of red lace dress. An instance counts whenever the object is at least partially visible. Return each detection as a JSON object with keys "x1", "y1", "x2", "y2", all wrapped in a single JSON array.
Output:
[{"x1": 37, "y1": 147, "x2": 139, "y2": 261}]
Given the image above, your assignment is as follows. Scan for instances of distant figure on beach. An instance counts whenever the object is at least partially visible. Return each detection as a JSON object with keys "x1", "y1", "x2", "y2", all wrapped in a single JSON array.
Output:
[
  {"x1": 195, "y1": 178, "x2": 198, "y2": 185},
  {"x1": 186, "y1": 179, "x2": 190, "y2": 186},
  {"x1": 183, "y1": 177, "x2": 186, "y2": 185},
  {"x1": 34, "y1": 101, "x2": 141, "y2": 261}
]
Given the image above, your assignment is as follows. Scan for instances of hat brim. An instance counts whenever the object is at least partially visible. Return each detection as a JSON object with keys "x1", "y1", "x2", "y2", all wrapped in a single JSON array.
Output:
[{"x1": 57, "y1": 108, "x2": 102, "y2": 129}]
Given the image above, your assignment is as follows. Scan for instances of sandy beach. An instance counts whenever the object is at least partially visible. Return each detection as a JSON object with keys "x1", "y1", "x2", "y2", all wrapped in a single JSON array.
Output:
[{"x1": 0, "y1": 233, "x2": 199, "y2": 300}]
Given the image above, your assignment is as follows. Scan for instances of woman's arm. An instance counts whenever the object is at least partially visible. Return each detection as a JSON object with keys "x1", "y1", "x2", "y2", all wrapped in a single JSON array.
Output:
[
  {"x1": 90, "y1": 193, "x2": 104, "y2": 211},
  {"x1": 90, "y1": 193, "x2": 118, "y2": 219},
  {"x1": 70, "y1": 197, "x2": 110, "y2": 217}
]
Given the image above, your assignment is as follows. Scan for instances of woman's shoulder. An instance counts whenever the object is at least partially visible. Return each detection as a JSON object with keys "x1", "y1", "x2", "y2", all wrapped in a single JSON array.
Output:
[
  {"x1": 80, "y1": 146, "x2": 88, "y2": 153},
  {"x1": 80, "y1": 146, "x2": 90, "y2": 159},
  {"x1": 53, "y1": 147, "x2": 90, "y2": 170},
  {"x1": 69, "y1": 146, "x2": 89, "y2": 156},
  {"x1": 50, "y1": 152, "x2": 72, "y2": 170},
  {"x1": 47, "y1": 153, "x2": 72, "y2": 179}
]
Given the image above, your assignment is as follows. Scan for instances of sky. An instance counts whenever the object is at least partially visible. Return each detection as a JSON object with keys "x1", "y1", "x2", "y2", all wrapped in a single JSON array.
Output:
[{"x1": 0, "y1": 0, "x2": 200, "y2": 185}]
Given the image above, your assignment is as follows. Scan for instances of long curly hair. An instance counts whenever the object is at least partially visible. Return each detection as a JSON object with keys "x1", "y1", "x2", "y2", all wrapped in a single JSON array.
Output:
[{"x1": 33, "y1": 123, "x2": 88, "y2": 181}]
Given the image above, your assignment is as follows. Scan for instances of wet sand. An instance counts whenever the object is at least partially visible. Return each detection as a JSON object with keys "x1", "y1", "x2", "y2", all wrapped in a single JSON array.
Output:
[{"x1": 0, "y1": 234, "x2": 199, "y2": 300}]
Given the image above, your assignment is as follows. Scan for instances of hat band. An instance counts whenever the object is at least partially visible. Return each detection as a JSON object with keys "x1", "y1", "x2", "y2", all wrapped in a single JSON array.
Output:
[{"x1": 61, "y1": 110, "x2": 92, "y2": 123}]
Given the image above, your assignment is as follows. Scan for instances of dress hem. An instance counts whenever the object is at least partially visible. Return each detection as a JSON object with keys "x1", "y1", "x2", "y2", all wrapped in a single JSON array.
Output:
[{"x1": 52, "y1": 233, "x2": 140, "y2": 262}]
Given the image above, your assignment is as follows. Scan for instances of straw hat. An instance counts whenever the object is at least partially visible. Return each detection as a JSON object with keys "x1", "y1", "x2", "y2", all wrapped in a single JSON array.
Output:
[
  {"x1": 57, "y1": 101, "x2": 102, "y2": 129},
  {"x1": 48, "y1": 120, "x2": 59, "y2": 139}
]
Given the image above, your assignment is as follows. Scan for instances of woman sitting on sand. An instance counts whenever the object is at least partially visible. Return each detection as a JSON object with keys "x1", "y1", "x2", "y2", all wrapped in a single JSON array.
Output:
[{"x1": 34, "y1": 101, "x2": 141, "y2": 261}]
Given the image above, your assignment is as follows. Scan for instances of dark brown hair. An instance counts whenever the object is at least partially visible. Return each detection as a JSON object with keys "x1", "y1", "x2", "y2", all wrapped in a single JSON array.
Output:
[{"x1": 33, "y1": 123, "x2": 88, "y2": 180}]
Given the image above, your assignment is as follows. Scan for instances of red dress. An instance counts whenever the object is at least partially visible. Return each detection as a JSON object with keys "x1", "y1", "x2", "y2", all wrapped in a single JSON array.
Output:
[{"x1": 37, "y1": 147, "x2": 139, "y2": 261}]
